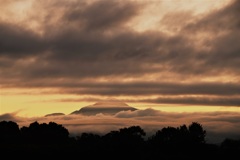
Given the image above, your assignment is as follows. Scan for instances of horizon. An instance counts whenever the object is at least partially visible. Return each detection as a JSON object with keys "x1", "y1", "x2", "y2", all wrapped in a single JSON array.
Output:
[{"x1": 1, "y1": 101, "x2": 240, "y2": 144}]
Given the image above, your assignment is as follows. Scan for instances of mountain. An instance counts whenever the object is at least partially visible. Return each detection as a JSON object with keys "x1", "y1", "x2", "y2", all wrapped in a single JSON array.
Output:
[{"x1": 71, "y1": 101, "x2": 137, "y2": 116}]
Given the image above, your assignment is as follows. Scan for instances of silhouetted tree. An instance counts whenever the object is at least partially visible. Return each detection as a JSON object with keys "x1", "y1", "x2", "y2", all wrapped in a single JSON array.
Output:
[
  {"x1": 20, "y1": 121, "x2": 69, "y2": 144},
  {"x1": 0, "y1": 121, "x2": 20, "y2": 144},
  {"x1": 178, "y1": 124, "x2": 190, "y2": 144},
  {"x1": 221, "y1": 138, "x2": 240, "y2": 149},
  {"x1": 103, "y1": 126, "x2": 146, "y2": 150},
  {"x1": 161, "y1": 127, "x2": 179, "y2": 144},
  {"x1": 148, "y1": 126, "x2": 181, "y2": 151},
  {"x1": 218, "y1": 138, "x2": 240, "y2": 159},
  {"x1": 2, "y1": 120, "x2": 237, "y2": 159},
  {"x1": 148, "y1": 122, "x2": 206, "y2": 150},
  {"x1": 77, "y1": 132, "x2": 102, "y2": 148},
  {"x1": 188, "y1": 122, "x2": 206, "y2": 144}
]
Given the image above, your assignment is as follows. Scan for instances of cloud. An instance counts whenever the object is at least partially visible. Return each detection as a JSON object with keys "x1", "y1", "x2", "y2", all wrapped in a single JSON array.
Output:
[
  {"x1": 2, "y1": 80, "x2": 240, "y2": 96},
  {"x1": 0, "y1": 22, "x2": 45, "y2": 57},
  {"x1": 0, "y1": 0, "x2": 25, "y2": 6},
  {"x1": 0, "y1": 111, "x2": 27, "y2": 122},
  {"x1": 181, "y1": 0, "x2": 240, "y2": 74},
  {"x1": 115, "y1": 108, "x2": 161, "y2": 118},
  {"x1": 0, "y1": 0, "x2": 239, "y2": 107},
  {"x1": 183, "y1": 0, "x2": 240, "y2": 32},
  {"x1": 139, "y1": 96, "x2": 240, "y2": 106},
  {"x1": 0, "y1": 113, "x2": 18, "y2": 121},
  {"x1": 64, "y1": 0, "x2": 142, "y2": 30},
  {"x1": 2, "y1": 108, "x2": 240, "y2": 144},
  {"x1": 6, "y1": 81, "x2": 239, "y2": 106}
]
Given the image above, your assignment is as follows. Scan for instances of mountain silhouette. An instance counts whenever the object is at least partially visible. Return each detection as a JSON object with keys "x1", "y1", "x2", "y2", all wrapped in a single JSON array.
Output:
[{"x1": 71, "y1": 100, "x2": 137, "y2": 116}]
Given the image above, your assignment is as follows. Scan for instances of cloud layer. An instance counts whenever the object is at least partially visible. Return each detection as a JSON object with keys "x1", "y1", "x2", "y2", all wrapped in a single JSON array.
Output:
[{"x1": 2, "y1": 108, "x2": 240, "y2": 144}]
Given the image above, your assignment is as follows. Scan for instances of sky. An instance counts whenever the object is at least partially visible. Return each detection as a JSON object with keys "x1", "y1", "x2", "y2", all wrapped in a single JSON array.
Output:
[{"x1": 0, "y1": 0, "x2": 240, "y2": 143}]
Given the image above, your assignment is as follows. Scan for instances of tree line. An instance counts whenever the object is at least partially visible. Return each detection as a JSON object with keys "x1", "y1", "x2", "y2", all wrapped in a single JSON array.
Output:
[{"x1": 0, "y1": 120, "x2": 239, "y2": 159}]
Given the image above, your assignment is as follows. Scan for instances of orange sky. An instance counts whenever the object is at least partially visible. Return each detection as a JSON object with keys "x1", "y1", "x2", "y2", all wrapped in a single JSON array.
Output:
[{"x1": 1, "y1": 0, "x2": 240, "y2": 117}]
